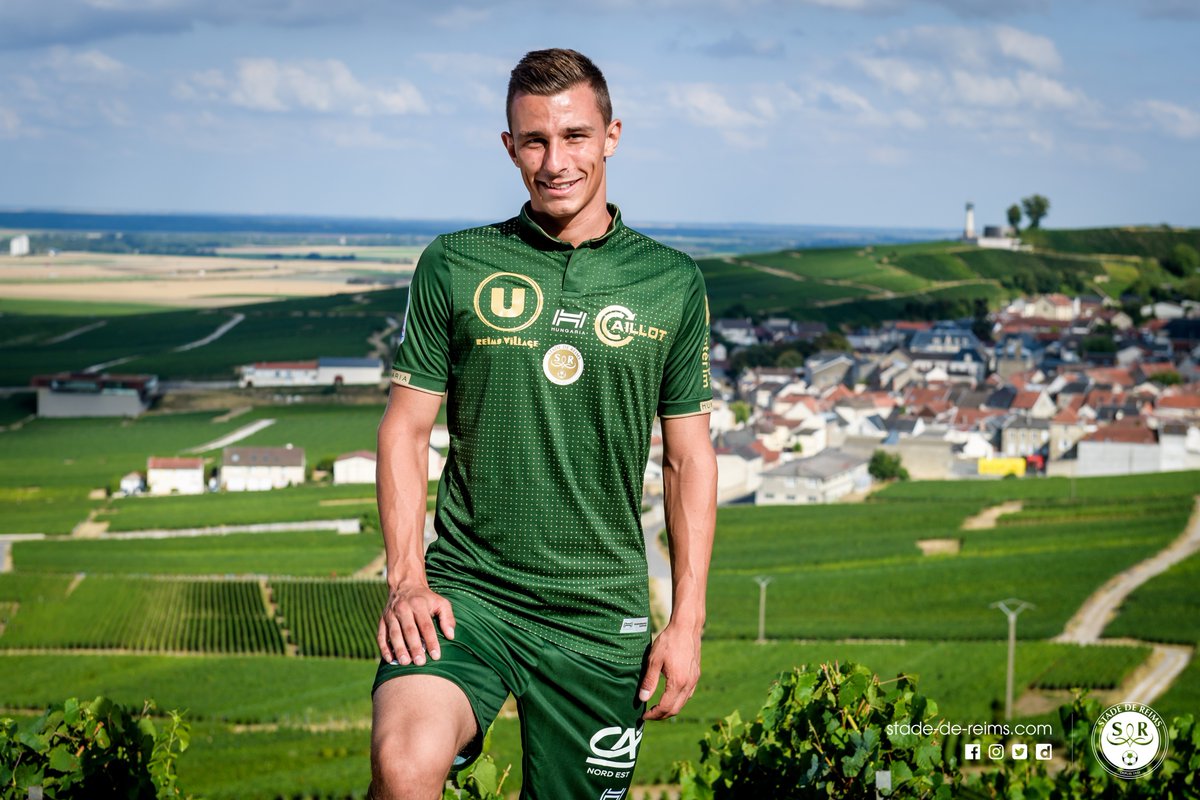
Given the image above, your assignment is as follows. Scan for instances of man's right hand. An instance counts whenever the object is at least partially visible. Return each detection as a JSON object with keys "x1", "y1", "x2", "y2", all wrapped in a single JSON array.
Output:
[{"x1": 377, "y1": 582, "x2": 456, "y2": 666}]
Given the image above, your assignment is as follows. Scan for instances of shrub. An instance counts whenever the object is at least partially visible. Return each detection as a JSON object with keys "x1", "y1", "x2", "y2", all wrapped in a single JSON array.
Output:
[
  {"x1": 674, "y1": 662, "x2": 958, "y2": 799},
  {"x1": 0, "y1": 696, "x2": 189, "y2": 799}
]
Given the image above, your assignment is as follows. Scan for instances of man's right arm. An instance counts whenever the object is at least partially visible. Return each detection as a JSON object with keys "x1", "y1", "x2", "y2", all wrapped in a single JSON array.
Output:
[{"x1": 376, "y1": 383, "x2": 454, "y2": 667}]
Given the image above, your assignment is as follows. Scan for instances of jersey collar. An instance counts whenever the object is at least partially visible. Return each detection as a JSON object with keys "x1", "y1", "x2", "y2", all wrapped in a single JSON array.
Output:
[{"x1": 517, "y1": 202, "x2": 623, "y2": 251}]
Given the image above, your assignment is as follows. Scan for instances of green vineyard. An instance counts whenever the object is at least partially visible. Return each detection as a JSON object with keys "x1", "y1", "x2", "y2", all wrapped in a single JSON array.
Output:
[
  {"x1": 274, "y1": 580, "x2": 386, "y2": 659},
  {"x1": 0, "y1": 577, "x2": 283, "y2": 654}
]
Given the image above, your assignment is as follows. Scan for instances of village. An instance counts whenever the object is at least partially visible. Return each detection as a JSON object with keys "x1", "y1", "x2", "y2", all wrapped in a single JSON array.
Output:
[{"x1": 704, "y1": 293, "x2": 1200, "y2": 504}]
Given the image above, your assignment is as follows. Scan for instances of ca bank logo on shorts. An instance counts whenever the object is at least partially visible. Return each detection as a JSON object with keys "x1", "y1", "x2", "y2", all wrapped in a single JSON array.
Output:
[
  {"x1": 473, "y1": 272, "x2": 543, "y2": 332},
  {"x1": 1091, "y1": 702, "x2": 1168, "y2": 779},
  {"x1": 586, "y1": 726, "x2": 642, "y2": 770},
  {"x1": 594, "y1": 305, "x2": 668, "y2": 348}
]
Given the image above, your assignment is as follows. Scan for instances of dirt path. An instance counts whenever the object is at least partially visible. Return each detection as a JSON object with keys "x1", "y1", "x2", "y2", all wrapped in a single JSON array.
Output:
[
  {"x1": 83, "y1": 355, "x2": 140, "y2": 373},
  {"x1": 368, "y1": 315, "x2": 401, "y2": 361},
  {"x1": 45, "y1": 320, "x2": 107, "y2": 345},
  {"x1": 960, "y1": 501, "x2": 1023, "y2": 529},
  {"x1": 174, "y1": 312, "x2": 245, "y2": 352},
  {"x1": 185, "y1": 418, "x2": 275, "y2": 453},
  {"x1": 1056, "y1": 497, "x2": 1200, "y2": 644},
  {"x1": 1120, "y1": 644, "x2": 1193, "y2": 706}
]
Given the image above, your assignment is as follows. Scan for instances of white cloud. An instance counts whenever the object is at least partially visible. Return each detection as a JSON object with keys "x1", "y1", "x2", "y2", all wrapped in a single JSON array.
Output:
[
  {"x1": 856, "y1": 56, "x2": 942, "y2": 95},
  {"x1": 866, "y1": 144, "x2": 909, "y2": 165},
  {"x1": 667, "y1": 83, "x2": 767, "y2": 130},
  {"x1": 1139, "y1": 99, "x2": 1200, "y2": 139},
  {"x1": 993, "y1": 25, "x2": 1061, "y2": 72},
  {"x1": 181, "y1": 58, "x2": 428, "y2": 116},
  {"x1": 873, "y1": 24, "x2": 1062, "y2": 72},
  {"x1": 41, "y1": 45, "x2": 131, "y2": 83},
  {"x1": 431, "y1": 6, "x2": 491, "y2": 28},
  {"x1": 0, "y1": 106, "x2": 22, "y2": 138}
]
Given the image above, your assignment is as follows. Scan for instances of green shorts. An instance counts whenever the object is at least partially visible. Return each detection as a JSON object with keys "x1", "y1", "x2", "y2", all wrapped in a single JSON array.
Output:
[{"x1": 373, "y1": 590, "x2": 648, "y2": 799}]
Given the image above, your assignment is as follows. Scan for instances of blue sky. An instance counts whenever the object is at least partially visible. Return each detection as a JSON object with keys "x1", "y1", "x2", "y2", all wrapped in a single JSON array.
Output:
[{"x1": 0, "y1": 0, "x2": 1197, "y2": 230}]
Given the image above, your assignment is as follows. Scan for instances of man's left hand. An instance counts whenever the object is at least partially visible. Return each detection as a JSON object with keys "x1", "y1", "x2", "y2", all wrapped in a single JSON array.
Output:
[{"x1": 638, "y1": 622, "x2": 701, "y2": 720}]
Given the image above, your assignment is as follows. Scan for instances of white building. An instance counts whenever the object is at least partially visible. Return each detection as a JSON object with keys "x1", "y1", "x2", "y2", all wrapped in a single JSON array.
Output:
[
  {"x1": 238, "y1": 357, "x2": 383, "y2": 388},
  {"x1": 334, "y1": 451, "x2": 377, "y2": 484},
  {"x1": 119, "y1": 472, "x2": 145, "y2": 496},
  {"x1": 147, "y1": 457, "x2": 206, "y2": 495},
  {"x1": 9, "y1": 235, "x2": 30, "y2": 257},
  {"x1": 755, "y1": 448, "x2": 870, "y2": 505},
  {"x1": 220, "y1": 446, "x2": 305, "y2": 491}
]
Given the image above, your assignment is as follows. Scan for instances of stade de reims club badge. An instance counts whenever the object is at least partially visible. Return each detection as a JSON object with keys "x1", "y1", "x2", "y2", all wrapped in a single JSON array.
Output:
[{"x1": 1090, "y1": 702, "x2": 1168, "y2": 779}]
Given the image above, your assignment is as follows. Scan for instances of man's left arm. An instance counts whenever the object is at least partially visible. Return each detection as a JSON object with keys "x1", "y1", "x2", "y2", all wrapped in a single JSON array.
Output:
[{"x1": 639, "y1": 412, "x2": 717, "y2": 720}]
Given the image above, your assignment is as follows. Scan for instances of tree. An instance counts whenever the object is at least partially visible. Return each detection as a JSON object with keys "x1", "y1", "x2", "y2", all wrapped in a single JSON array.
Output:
[
  {"x1": 868, "y1": 450, "x2": 908, "y2": 482},
  {"x1": 1006, "y1": 203, "x2": 1021, "y2": 232},
  {"x1": 1020, "y1": 194, "x2": 1050, "y2": 229},
  {"x1": 729, "y1": 400, "x2": 752, "y2": 426},
  {"x1": 1161, "y1": 243, "x2": 1200, "y2": 277}
]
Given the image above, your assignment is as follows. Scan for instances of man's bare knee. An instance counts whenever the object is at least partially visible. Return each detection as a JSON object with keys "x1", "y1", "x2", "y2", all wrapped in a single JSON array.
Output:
[{"x1": 371, "y1": 675, "x2": 476, "y2": 800}]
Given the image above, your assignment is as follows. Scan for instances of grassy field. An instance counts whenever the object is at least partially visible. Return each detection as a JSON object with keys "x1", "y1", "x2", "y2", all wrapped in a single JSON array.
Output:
[
  {"x1": 12, "y1": 529, "x2": 381, "y2": 577},
  {"x1": 0, "y1": 637, "x2": 1153, "y2": 797}
]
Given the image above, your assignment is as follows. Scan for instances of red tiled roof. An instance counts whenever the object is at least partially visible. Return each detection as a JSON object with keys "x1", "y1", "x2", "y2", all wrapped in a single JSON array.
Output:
[
  {"x1": 147, "y1": 457, "x2": 204, "y2": 470},
  {"x1": 335, "y1": 450, "x2": 377, "y2": 461},
  {"x1": 1083, "y1": 419, "x2": 1156, "y2": 444},
  {"x1": 749, "y1": 440, "x2": 781, "y2": 464},
  {"x1": 1085, "y1": 367, "x2": 1135, "y2": 387},
  {"x1": 1051, "y1": 408, "x2": 1080, "y2": 424},
  {"x1": 250, "y1": 360, "x2": 319, "y2": 370},
  {"x1": 1157, "y1": 395, "x2": 1200, "y2": 410},
  {"x1": 1011, "y1": 390, "x2": 1044, "y2": 410}
]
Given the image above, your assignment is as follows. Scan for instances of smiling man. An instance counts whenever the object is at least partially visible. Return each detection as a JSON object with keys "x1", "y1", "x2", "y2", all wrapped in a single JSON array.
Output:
[{"x1": 369, "y1": 48, "x2": 717, "y2": 800}]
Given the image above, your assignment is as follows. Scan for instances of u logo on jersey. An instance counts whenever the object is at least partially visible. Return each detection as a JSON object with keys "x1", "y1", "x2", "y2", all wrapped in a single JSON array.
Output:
[{"x1": 473, "y1": 272, "x2": 544, "y2": 332}]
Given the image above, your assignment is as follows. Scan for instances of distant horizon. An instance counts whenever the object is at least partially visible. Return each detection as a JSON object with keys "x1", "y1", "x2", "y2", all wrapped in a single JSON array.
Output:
[{"x1": 2, "y1": 204, "x2": 1193, "y2": 235}]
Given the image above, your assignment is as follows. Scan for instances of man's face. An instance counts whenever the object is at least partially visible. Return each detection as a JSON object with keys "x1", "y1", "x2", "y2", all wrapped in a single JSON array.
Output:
[{"x1": 502, "y1": 83, "x2": 621, "y2": 228}]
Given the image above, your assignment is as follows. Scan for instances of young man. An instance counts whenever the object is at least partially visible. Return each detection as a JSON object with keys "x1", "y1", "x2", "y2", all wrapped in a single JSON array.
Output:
[{"x1": 370, "y1": 48, "x2": 717, "y2": 800}]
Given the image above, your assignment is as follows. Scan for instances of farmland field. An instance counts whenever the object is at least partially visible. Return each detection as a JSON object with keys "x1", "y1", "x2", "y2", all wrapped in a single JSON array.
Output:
[{"x1": 12, "y1": 529, "x2": 382, "y2": 577}]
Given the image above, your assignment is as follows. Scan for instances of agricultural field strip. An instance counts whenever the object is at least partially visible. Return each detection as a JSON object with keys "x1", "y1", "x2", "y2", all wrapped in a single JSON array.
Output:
[
  {"x1": 97, "y1": 519, "x2": 361, "y2": 539},
  {"x1": 174, "y1": 312, "x2": 245, "y2": 351},
  {"x1": 184, "y1": 418, "x2": 276, "y2": 453}
]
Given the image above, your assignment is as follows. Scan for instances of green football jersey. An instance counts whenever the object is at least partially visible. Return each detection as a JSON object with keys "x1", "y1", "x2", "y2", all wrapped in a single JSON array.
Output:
[{"x1": 391, "y1": 203, "x2": 712, "y2": 664}]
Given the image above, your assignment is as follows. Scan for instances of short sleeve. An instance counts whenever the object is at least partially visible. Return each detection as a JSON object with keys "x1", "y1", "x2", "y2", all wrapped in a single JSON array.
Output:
[
  {"x1": 658, "y1": 264, "x2": 714, "y2": 418},
  {"x1": 391, "y1": 237, "x2": 451, "y2": 395}
]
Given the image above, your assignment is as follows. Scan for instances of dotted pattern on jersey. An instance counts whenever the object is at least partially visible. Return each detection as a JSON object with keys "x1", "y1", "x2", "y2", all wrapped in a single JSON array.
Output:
[{"x1": 393, "y1": 207, "x2": 712, "y2": 664}]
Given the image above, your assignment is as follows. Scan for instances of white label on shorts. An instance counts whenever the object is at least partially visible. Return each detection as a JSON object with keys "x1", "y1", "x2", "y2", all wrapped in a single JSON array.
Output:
[{"x1": 620, "y1": 617, "x2": 648, "y2": 634}]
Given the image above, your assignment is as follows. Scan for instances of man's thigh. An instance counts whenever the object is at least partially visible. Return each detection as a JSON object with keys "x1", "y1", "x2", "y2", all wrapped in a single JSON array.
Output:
[{"x1": 517, "y1": 643, "x2": 647, "y2": 800}]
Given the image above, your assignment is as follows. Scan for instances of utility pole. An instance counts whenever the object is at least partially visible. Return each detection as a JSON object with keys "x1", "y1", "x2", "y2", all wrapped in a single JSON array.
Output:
[
  {"x1": 990, "y1": 598, "x2": 1034, "y2": 722},
  {"x1": 754, "y1": 576, "x2": 773, "y2": 643}
]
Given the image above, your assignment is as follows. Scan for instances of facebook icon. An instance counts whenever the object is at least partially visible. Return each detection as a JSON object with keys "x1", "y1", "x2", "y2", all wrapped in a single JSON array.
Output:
[{"x1": 964, "y1": 743, "x2": 982, "y2": 761}]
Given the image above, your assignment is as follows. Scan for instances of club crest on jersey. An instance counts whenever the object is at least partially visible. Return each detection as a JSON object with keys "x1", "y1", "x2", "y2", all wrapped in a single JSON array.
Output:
[
  {"x1": 594, "y1": 304, "x2": 668, "y2": 348},
  {"x1": 543, "y1": 343, "x2": 583, "y2": 386},
  {"x1": 473, "y1": 272, "x2": 544, "y2": 332}
]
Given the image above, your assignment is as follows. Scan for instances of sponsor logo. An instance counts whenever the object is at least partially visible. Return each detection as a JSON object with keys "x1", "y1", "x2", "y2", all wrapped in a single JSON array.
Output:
[
  {"x1": 1035, "y1": 743, "x2": 1053, "y2": 761},
  {"x1": 598, "y1": 790, "x2": 626, "y2": 800},
  {"x1": 963, "y1": 743, "x2": 981, "y2": 761},
  {"x1": 700, "y1": 400, "x2": 713, "y2": 413},
  {"x1": 543, "y1": 344, "x2": 584, "y2": 386},
  {"x1": 1011, "y1": 743, "x2": 1028, "y2": 760},
  {"x1": 586, "y1": 726, "x2": 642, "y2": 770},
  {"x1": 701, "y1": 297, "x2": 711, "y2": 389},
  {"x1": 552, "y1": 308, "x2": 589, "y2": 332},
  {"x1": 594, "y1": 304, "x2": 668, "y2": 348},
  {"x1": 391, "y1": 369, "x2": 411, "y2": 386},
  {"x1": 619, "y1": 617, "x2": 648, "y2": 634},
  {"x1": 472, "y1": 272, "x2": 544, "y2": 332},
  {"x1": 475, "y1": 336, "x2": 540, "y2": 349},
  {"x1": 1091, "y1": 702, "x2": 1168, "y2": 779}
]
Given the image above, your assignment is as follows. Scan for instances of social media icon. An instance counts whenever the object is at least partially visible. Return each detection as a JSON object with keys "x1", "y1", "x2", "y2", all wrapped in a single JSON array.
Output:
[
  {"x1": 963, "y1": 743, "x2": 981, "y2": 761},
  {"x1": 988, "y1": 743, "x2": 1005, "y2": 760},
  {"x1": 1035, "y1": 744, "x2": 1053, "y2": 761},
  {"x1": 1012, "y1": 743, "x2": 1028, "y2": 760}
]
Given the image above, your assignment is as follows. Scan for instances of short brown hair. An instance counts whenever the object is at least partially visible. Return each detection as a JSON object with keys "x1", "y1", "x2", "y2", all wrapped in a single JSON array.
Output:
[{"x1": 506, "y1": 48, "x2": 612, "y2": 129}]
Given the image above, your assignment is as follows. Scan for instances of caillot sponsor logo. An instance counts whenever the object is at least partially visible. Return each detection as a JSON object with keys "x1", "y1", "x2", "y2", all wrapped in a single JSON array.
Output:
[
  {"x1": 594, "y1": 304, "x2": 667, "y2": 348},
  {"x1": 473, "y1": 272, "x2": 544, "y2": 332}
]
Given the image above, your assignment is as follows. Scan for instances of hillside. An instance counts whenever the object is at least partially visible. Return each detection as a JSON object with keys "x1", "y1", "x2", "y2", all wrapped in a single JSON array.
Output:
[{"x1": 699, "y1": 225, "x2": 1200, "y2": 327}]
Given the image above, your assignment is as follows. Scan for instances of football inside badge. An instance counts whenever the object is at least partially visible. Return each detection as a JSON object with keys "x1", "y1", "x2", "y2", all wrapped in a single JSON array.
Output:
[{"x1": 543, "y1": 344, "x2": 583, "y2": 386}]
